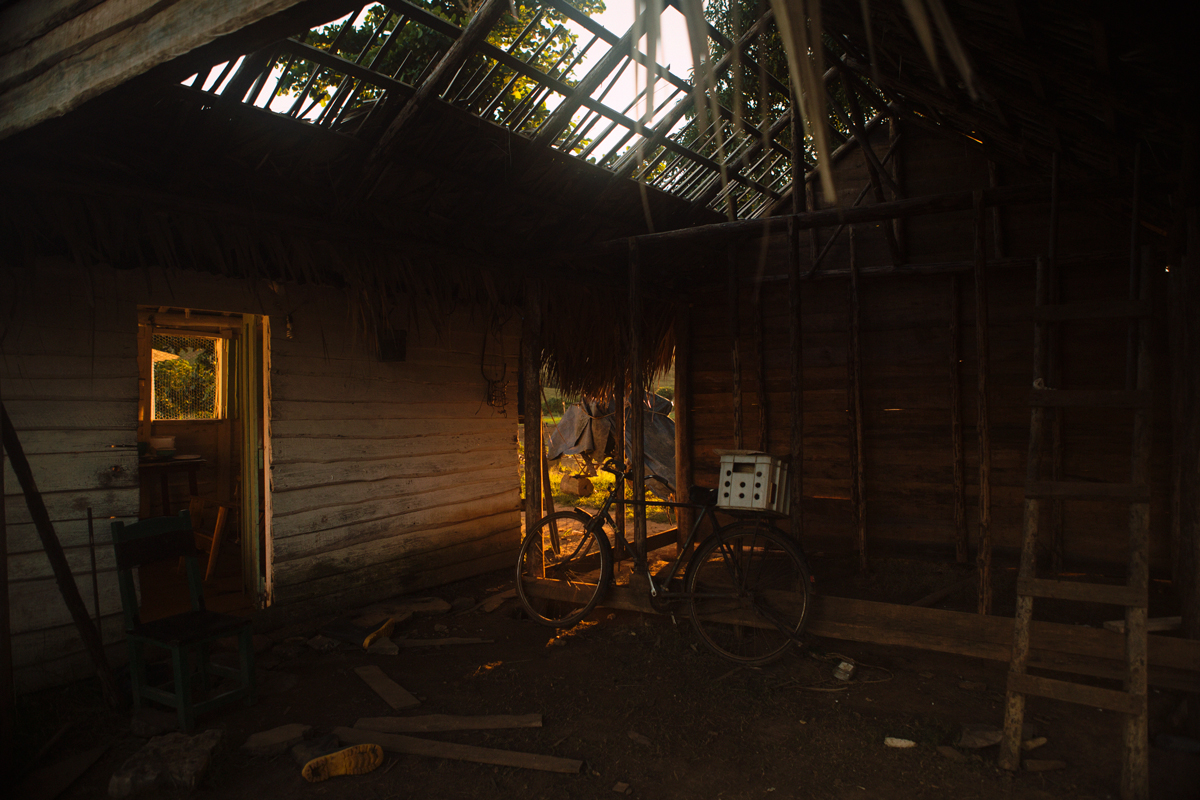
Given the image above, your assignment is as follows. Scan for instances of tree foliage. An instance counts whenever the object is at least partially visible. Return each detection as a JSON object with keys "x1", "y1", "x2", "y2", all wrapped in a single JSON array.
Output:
[
  {"x1": 153, "y1": 337, "x2": 219, "y2": 420},
  {"x1": 279, "y1": 0, "x2": 606, "y2": 128}
]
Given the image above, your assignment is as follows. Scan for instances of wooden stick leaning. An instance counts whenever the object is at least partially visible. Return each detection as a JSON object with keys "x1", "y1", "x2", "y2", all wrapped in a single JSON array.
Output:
[{"x1": 1, "y1": 403, "x2": 121, "y2": 709}]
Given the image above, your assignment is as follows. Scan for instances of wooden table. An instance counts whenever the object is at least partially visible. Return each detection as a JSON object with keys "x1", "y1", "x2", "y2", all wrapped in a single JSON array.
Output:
[{"x1": 139, "y1": 457, "x2": 206, "y2": 515}]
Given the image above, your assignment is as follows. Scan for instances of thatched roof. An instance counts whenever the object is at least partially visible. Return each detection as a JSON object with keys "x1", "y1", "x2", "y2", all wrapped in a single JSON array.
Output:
[{"x1": 1, "y1": 0, "x2": 1193, "y2": 396}]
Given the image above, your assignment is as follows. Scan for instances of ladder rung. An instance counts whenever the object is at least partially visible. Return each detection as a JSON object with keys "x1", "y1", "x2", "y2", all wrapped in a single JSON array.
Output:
[
  {"x1": 1031, "y1": 300, "x2": 1152, "y2": 321},
  {"x1": 1026, "y1": 481, "x2": 1150, "y2": 500},
  {"x1": 1016, "y1": 577, "x2": 1146, "y2": 607},
  {"x1": 1007, "y1": 672, "x2": 1144, "y2": 715},
  {"x1": 1029, "y1": 389, "x2": 1152, "y2": 408}
]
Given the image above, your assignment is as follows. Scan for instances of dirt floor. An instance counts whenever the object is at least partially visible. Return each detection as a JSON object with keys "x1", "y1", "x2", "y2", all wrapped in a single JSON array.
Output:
[{"x1": 14, "y1": 557, "x2": 1200, "y2": 800}]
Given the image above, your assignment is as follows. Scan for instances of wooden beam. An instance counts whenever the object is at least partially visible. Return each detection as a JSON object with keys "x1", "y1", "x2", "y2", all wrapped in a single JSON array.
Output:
[
  {"x1": 0, "y1": 0, "x2": 309, "y2": 141},
  {"x1": 365, "y1": 0, "x2": 508, "y2": 164},
  {"x1": 520, "y1": 581, "x2": 1200, "y2": 692},
  {"x1": 0, "y1": 0, "x2": 105, "y2": 58},
  {"x1": 1, "y1": 403, "x2": 122, "y2": 709}
]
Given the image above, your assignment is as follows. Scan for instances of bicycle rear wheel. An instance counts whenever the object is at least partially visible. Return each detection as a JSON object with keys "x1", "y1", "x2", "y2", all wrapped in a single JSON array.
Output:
[
  {"x1": 685, "y1": 521, "x2": 812, "y2": 664},
  {"x1": 516, "y1": 510, "x2": 613, "y2": 627}
]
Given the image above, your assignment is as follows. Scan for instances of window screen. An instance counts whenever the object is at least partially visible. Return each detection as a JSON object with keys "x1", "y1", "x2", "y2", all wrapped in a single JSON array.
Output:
[{"x1": 152, "y1": 334, "x2": 223, "y2": 420}]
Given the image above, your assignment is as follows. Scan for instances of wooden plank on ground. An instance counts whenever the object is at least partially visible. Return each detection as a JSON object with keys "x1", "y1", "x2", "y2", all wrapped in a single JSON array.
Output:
[
  {"x1": 520, "y1": 581, "x2": 1200, "y2": 690},
  {"x1": 355, "y1": 713, "x2": 542, "y2": 733},
  {"x1": 354, "y1": 665, "x2": 419, "y2": 710},
  {"x1": 334, "y1": 726, "x2": 582, "y2": 774}
]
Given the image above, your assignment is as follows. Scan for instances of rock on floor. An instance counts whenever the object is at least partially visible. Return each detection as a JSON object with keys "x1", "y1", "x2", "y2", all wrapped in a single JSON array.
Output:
[{"x1": 108, "y1": 730, "x2": 223, "y2": 797}]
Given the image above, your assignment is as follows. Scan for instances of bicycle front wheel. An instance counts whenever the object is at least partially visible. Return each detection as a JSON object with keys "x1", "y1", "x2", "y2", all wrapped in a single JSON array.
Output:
[
  {"x1": 516, "y1": 510, "x2": 613, "y2": 627},
  {"x1": 685, "y1": 521, "x2": 812, "y2": 664}
]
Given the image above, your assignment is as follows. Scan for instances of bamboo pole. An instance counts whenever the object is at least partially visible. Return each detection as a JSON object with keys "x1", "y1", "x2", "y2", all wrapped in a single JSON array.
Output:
[
  {"x1": 728, "y1": 242, "x2": 744, "y2": 450},
  {"x1": 889, "y1": 117, "x2": 906, "y2": 259},
  {"x1": 754, "y1": 290, "x2": 769, "y2": 451},
  {"x1": 950, "y1": 274, "x2": 967, "y2": 563},
  {"x1": 973, "y1": 192, "x2": 995, "y2": 615},
  {"x1": 989, "y1": 160, "x2": 1005, "y2": 259},
  {"x1": 629, "y1": 240, "x2": 646, "y2": 570},
  {"x1": 848, "y1": 227, "x2": 867, "y2": 573},
  {"x1": 539, "y1": 422, "x2": 558, "y2": 550},
  {"x1": 674, "y1": 302, "x2": 693, "y2": 552},
  {"x1": 1, "y1": 404, "x2": 121, "y2": 709},
  {"x1": 612, "y1": 366, "x2": 626, "y2": 562}
]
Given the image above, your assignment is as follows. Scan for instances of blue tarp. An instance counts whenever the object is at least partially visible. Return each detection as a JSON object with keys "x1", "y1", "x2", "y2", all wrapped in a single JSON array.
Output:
[{"x1": 546, "y1": 392, "x2": 675, "y2": 499}]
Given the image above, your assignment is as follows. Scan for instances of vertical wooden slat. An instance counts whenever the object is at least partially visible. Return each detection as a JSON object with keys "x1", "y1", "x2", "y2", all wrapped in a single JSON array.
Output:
[
  {"x1": 0, "y1": 377, "x2": 11, "y2": 778},
  {"x1": 973, "y1": 192, "x2": 994, "y2": 615},
  {"x1": 629, "y1": 241, "x2": 646, "y2": 570},
  {"x1": 1047, "y1": 154, "x2": 1066, "y2": 571},
  {"x1": 754, "y1": 288, "x2": 769, "y2": 451},
  {"x1": 728, "y1": 242, "x2": 744, "y2": 450},
  {"x1": 521, "y1": 283, "x2": 542, "y2": 541},
  {"x1": 999, "y1": 254, "x2": 1051, "y2": 771},
  {"x1": 788, "y1": 216, "x2": 805, "y2": 540},
  {"x1": 674, "y1": 302, "x2": 693, "y2": 551},
  {"x1": 612, "y1": 366, "x2": 626, "y2": 561},
  {"x1": 848, "y1": 227, "x2": 867, "y2": 573},
  {"x1": 950, "y1": 274, "x2": 967, "y2": 563},
  {"x1": 539, "y1": 422, "x2": 557, "y2": 548}
]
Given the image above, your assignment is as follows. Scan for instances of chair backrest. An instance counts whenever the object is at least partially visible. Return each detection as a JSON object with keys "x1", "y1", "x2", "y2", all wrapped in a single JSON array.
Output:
[{"x1": 111, "y1": 510, "x2": 203, "y2": 629}]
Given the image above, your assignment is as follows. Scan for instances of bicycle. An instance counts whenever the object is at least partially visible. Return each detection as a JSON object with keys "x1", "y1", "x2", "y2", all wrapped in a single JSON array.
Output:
[{"x1": 515, "y1": 459, "x2": 813, "y2": 664}]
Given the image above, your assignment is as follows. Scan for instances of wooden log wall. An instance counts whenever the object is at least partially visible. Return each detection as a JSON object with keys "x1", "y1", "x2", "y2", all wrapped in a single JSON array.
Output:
[
  {"x1": 2, "y1": 259, "x2": 521, "y2": 692},
  {"x1": 685, "y1": 123, "x2": 1174, "y2": 572}
]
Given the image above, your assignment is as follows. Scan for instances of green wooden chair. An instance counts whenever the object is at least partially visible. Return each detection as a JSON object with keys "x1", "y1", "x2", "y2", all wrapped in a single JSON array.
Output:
[{"x1": 112, "y1": 510, "x2": 255, "y2": 732}]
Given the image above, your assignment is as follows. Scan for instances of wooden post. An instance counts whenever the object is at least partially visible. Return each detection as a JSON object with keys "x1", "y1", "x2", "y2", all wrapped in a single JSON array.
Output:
[
  {"x1": 674, "y1": 303, "x2": 693, "y2": 552},
  {"x1": 1047, "y1": 154, "x2": 1066, "y2": 571},
  {"x1": 629, "y1": 240, "x2": 646, "y2": 571},
  {"x1": 728, "y1": 242, "x2": 744, "y2": 450},
  {"x1": 612, "y1": 373, "x2": 626, "y2": 561},
  {"x1": 950, "y1": 274, "x2": 968, "y2": 563},
  {"x1": 848, "y1": 227, "x2": 867, "y2": 573},
  {"x1": 521, "y1": 283, "x2": 542, "y2": 542},
  {"x1": 755, "y1": 291, "x2": 769, "y2": 452},
  {"x1": 988, "y1": 160, "x2": 1005, "y2": 259},
  {"x1": 539, "y1": 422, "x2": 557, "y2": 548},
  {"x1": 973, "y1": 192, "x2": 994, "y2": 615},
  {"x1": 999, "y1": 254, "x2": 1051, "y2": 771},
  {"x1": 0, "y1": 378, "x2": 11, "y2": 778},
  {"x1": 1, "y1": 404, "x2": 122, "y2": 709},
  {"x1": 889, "y1": 117, "x2": 907, "y2": 259}
]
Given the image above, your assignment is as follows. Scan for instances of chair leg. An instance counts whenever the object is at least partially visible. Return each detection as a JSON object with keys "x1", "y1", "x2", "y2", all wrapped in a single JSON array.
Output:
[
  {"x1": 196, "y1": 642, "x2": 211, "y2": 699},
  {"x1": 127, "y1": 640, "x2": 145, "y2": 710},
  {"x1": 239, "y1": 628, "x2": 256, "y2": 705},
  {"x1": 171, "y1": 647, "x2": 195, "y2": 733}
]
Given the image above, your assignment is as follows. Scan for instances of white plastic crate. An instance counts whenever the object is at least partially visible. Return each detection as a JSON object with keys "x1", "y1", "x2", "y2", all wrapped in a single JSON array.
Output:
[{"x1": 716, "y1": 451, "x2": 789, "y2": 514}]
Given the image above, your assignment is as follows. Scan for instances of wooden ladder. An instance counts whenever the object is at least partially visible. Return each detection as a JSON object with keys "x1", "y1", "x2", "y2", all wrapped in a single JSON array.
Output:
[{"x1": 999, "y1": 248, "x2": 1154, "y2": 800}]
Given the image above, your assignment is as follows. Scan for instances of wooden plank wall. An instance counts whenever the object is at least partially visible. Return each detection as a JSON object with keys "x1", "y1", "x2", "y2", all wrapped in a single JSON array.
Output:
[
  {"x1": 686, "y1": 122, "x2": 1173, "y2": 570},
  {"x1": 267, "y1": 298, "x2": 521, "y2": 612},
  {"x1": 3, "y1": 259, "x2": 521, "y2": 692},
  {"x1": 1, "y1": 266, "x2": 139, "y2": 692}
]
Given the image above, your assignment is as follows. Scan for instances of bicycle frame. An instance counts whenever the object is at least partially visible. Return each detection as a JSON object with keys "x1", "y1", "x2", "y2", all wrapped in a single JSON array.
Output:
[{"x1": 579, "y1": 464, "x2": 775, "y2": 603}]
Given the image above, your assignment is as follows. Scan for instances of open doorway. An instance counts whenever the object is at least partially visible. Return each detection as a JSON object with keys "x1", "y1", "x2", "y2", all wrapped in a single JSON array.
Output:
[{"x1": 135, "y1": 307, "x2": 271, "y2": 620}]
